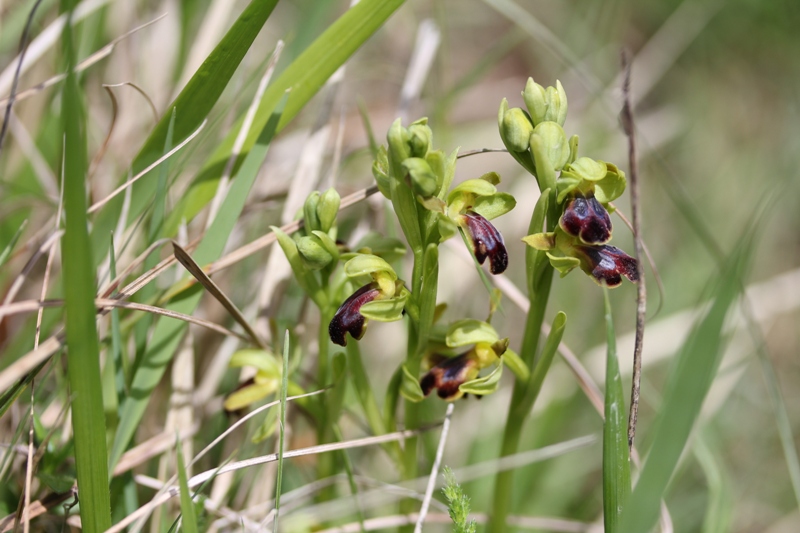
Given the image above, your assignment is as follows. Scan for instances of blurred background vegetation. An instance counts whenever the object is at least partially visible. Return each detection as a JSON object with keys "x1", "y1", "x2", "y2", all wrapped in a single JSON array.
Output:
[{"x1": 1, "y1": 0, "x2": 799, "y2": 531}]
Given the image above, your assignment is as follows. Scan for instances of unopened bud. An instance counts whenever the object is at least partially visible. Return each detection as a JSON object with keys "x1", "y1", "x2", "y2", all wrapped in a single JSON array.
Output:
[
  {"x1": 500, "y1": 107, "x2": 534, "y2": 152},
  {"x1": 303, "y1": 191, "x2": 321, "y2": 232},
  {"x1": 297, "y1": 234, "x2": 333, "y2": 270},
  {"x1": 402, "y1": 157, "x2": 438, "y2": 198},
  {"x1": 523, "y1": 78, "x2": 568, "y2": 126},
  {"x1": 317, "y1": 188, "x2": 341, "y2": 233}
]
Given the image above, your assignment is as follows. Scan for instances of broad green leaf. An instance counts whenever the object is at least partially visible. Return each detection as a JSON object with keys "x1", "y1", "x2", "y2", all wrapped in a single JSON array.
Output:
[
  {"x1": 60, "y1": 8, "x2": 111, "y2": 531},
  {"x1": 620, "y1": 235, "x2": 754, "y2": 533},
  {"x1": 459, "y1": 362, "x2": 502, "y2": 396},
  {"x1": 400, "y1": 364, "x2": 425, "y2": 403},
  {"x1": 602, "y1": 286, "x2": 631, "y2": 533},
  {"x1": 446, "y1": 319, "x2": 499, "y2": 348},
  {"x1": 91, "y1": 0, "x2": 281, "y2": 257},
  {"x1": 109, "y1": 95, "x2": 287, "y2": 472},
  {"x1": 168, "y1": 0, "x2": 406, "y2": 232}
]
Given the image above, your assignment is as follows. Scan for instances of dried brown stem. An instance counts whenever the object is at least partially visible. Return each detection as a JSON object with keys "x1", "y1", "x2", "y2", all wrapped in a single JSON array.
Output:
[{"x1": 620, "y1": 49, "x2": 647, "y2": 450}]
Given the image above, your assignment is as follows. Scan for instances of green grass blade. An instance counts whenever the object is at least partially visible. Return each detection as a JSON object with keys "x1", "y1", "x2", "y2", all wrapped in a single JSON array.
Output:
[
  {"x1": 102, "y1": 234, "x2": 121, "y2": 439},
  {"x1": 176, "y1": 438, "x2": 199, "y2": 533},
  {"x1": 272, "y1": 330, "x2": 290, "y2": 533},
  {"x1": 89, "y1": 0, "x2": 281, "y2": 257},
  {"x1": 695, "y1": 432, "x2": 732, "y2": 533},
  {"x1": 60, "y1": 5, "x2": 111, "y2": 531},
  {"x1": 0, "y1": 219, "x2": 27, "y2": 268},
  {"x1": 108, "y1": 94, "x2": 288, "y2": 471},
  {"x1": 165, "y1": 0, "x2": 406, "y2": 233},
  {"x1": 620, "y1": 236, "x2": 755, "y2": 533},
  {"x1": 602, "y1": 286, "x2": 631, "y2": 533}
]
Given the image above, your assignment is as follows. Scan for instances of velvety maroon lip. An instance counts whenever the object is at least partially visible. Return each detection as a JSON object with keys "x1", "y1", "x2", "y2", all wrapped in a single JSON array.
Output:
[
  {"x1": 459, "y1": 210, "x2": 509, "y2": 275},
  {"x1": 560, "y1": 194, "x2": 612, "y2": 244},
  {"x1": 329, "y1": 282, "x2": 381, "y2": 346},
  {"x1": 420, "y1": 352, "x2": 478, "y2": 401},
  {"x1": 575, "y1": 244, "x2": 639, "y2": 287}
]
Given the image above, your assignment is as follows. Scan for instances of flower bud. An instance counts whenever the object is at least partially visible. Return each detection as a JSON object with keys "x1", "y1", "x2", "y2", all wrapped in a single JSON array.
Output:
[
  {"x1": 531, "y1": 122, "x2": 570, "y2": 172},
  {"x1": 500, "y1": 107, "x2": 534, "y2": 152},
  {"x1": 317, "y1": 188, "x2": 341, "y2": 233},
  {"x1": 523, "y1": 78, "x2": 568, "y2": 126},
  {"x1": 402, "y1": 157, "x2": 438, "y2": 198},
  {"x1": 303, "y1": 191, "x2": 321, "y2": 232},
  {"x1": 408, "y1": 118, "x2": 432, "y2": 157},
  {"x1": 297, "y1": 234, "x2": 334, "y2": 270}
]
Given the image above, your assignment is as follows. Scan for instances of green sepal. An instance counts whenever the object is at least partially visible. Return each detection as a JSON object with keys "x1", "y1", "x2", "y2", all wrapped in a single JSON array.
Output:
[
  {"x1": 402, "y1": 157, "x2": 438, "y2": 198},
  {"x1": 359, "y1": 289, "x2": 408, "y2": 322},
  {"x1": 437, "y1": 215, "x2": 459, "y2": 242},
  {"x1": 522, "y1": 231, "x2": 555, "y2": 250},
  {"x1": 546, "y1": 253, "x2": 581, "y2": 277},
  {"x1": 224, "y1": 382, "x2": 275, "y2": 411},
  {"x1": 437, "y1": 148, "x2": 459, "y2": 201},
  {"x1": 459, "y1": 361, "x2": 503, "y2": 396},
  {"x1": 400, "y1": 364, "x2": 425, "y2": 402},
  {"x1": 595, "y1": 162, "x2": 626, "y2": 204},
  {"x1": 354, "y1": 233, "x2": 406, "y2": 262},
  {"x1": 229, "y1": 349, "x2": 280, "y2": 376},
  {"x1": 568, "y1": 134, "x2": 579, "y2": 165},
  {"x1": 446, "y1": 319, "x2": 499, "y2": 347},
  {"x1": 473, "y1": 192, "x2": 516, "y2": 220},
  {"x1": 502, "y1": 348, "x2": 530, "y2": 382},
  {"x1": 448, "y1": 178, "x2": 497, "y2": 202},
  {"x1": 344, "y1": 254, "x2": 396, "y2": 280},
  {"x1": 317, "y1": 188, "x2": 341, "y2": 232}
]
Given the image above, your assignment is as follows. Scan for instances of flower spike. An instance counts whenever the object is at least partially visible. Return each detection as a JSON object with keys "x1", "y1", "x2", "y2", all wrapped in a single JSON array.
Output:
[{"x1": 458, "y1": 210, "x2": 509, "y2": 274}]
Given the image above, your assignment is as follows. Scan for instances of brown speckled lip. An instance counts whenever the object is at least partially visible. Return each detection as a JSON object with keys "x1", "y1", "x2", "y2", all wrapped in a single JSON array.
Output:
[
  {"x1": 329, "y1": 283, "x2": 381, "y2": 346},
  {"x1": 459, "y1": 210, "x2": 509, "y2": 275},
  {"x1": 560, "y1": 194, "x2": 612, "y2": 244},
  {"x1": 576, "y1": 244, "x2": 639, "y2": 287}
]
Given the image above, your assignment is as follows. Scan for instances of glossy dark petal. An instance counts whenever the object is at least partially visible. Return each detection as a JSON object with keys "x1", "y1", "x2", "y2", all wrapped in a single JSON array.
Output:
[
  {"x1": 329, "y1": 283, "x2": 381, "y2": 346},
  {"x1": 459, "y1": 211, "x2": 509, "y2": 274},
  {"x1": 560, "y1": 195, "x2": 612, "y2": 244},
  {"x1": 576, "y1": 244, "x2": 639, "y2": 287},
  {"x1": 420, "y1": 353, "x2": 478, "y2": 401}
]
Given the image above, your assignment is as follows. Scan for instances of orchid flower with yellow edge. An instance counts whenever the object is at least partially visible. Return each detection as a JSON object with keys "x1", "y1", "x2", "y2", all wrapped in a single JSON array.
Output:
[{"x1": 329, "y1": 254, "x2": 409, "y2": 346}]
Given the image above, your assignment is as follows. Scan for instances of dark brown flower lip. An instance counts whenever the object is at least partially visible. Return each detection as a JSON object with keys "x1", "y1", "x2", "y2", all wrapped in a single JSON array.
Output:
[
  {"x1": 575, "y1": 244, "x2": 639, "y2": 287},
  {"x1": 329, "y1": 283, "x2": 381, "y2": 346},
  {"x1": 560, "y1": 194, "x2": 612, "y2": 244},
  {"x1": 459, "y1": 210, "x2": 509, "y2": 275},
  {"x1": 420, "y1": 353, "x2": 478, "y2": 401}
]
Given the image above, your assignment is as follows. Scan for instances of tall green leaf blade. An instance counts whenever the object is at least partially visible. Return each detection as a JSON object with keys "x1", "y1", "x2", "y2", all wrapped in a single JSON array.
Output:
[
  {"x1": 89, "y1": 0, "x2": 280, "y2": 257},
  {"x1": 165, "y1": 0, "x2": 405, "y2": 233},
  {"x1": 620, "y1": 237, "x2": 754, "y2": 533},
  {"x1": 60, "y1": 5, "x2": 111, "y2": 531},
  {"x1": 108, "y1": 95, "x2": 288, "y2": 471},
  {"x1": 602, "y1": 286, "x2": 630, "y2": 533}
]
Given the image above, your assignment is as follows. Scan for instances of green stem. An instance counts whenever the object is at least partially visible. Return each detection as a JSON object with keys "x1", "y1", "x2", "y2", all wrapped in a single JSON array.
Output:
[{"x1": 317, "y1": 305, "x2": 336, "y2": 501}]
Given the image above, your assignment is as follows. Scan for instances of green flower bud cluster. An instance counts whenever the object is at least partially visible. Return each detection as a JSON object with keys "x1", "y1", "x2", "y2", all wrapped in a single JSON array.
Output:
[
  {"x1": 295, "y1": 188, "x2": 341, "y2": 271},
  {"x1": 498, "y1": 78, "x2": 638, "y2": 287}
]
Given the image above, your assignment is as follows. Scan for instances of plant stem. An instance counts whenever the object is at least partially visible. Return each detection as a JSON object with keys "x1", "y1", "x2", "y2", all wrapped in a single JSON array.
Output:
[{"x1": 317, "y1": 305, "x2": 336, "y2": 501}]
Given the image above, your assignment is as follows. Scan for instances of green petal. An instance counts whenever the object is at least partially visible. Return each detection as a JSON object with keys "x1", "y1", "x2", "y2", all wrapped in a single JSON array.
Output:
[
  {"x1": 359, "y1": 291, "x2": 408, "y2": 322},
  {"x1": 446, "y1": 319, "x2": 499, "y2": 347},
  {"x1": 594, "y1": 162, "x2": 627, "y2": 204},
  {"x1": 459, "y1": 361, "x2": 503, "y2": 396},
  {"x1": 472, "y1": 192, "x2": 516, "y2": 220},
  {"x1": 400, "y1": 364, "x2": 425, "y2": 402},
  {"x1": 344, "y1": 254, "x2": 396, "y2": 280}
]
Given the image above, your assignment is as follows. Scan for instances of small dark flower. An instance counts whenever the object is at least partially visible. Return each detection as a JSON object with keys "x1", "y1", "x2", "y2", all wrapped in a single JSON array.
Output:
[
  {"x1": 329, "y1": 283, "x2": 381, "y2": 346},
  {"x1": 458, "y1": 210, "x2": 509, "y2": 274},
  {"x1": 420, "y1": 353, "x2": 479, "y2": 401},
  {"x1": 575, "y1": 244, "x2": 638, "y2": 287},
  {"x1": 560, "y1": 194, "x2": 612, "y2": 244}
]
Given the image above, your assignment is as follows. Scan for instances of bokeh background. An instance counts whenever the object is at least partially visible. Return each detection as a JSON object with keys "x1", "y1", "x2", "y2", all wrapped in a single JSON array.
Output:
[{"x1": 1, "y1": 0, "x2": 799, "y2": 531}]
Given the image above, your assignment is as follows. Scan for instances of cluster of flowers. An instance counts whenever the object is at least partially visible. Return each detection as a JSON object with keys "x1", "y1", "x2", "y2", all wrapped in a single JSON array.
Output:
[{"x1": 499, "y1": 78, "x2": 639, "y2": 287}]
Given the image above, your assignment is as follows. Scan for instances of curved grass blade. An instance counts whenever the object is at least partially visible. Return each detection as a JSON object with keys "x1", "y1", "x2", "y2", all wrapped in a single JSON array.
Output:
[
  {"x1": 602, "y1": 286, "x2": 630, "y2": 533},
  {"x1": 89, "y1": 0, "x2": 281, "y2": 257},
  {"x1": 620, "y1": 234, "x2": 755, "y2": 533},
  {"x1": 108, "y1": 94, "x2": 288, "y2": 472},
  {"x1": 175, "y1": 439, "x2": 198, "y2": 533},
  {"x1": 60, "y1": 6, "x2": 111, "y2": 531},
  {"x1": 165, "y1": 0, "x2": 405, "y2": 234}
]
